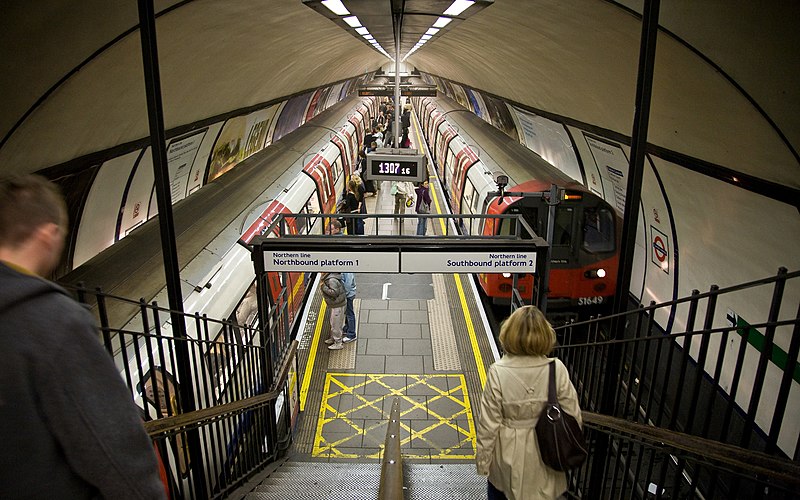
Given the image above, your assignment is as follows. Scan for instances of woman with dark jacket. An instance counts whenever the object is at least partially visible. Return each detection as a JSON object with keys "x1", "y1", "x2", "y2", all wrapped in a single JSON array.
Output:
[
  {"x1": 342, "y1": 177, "x2": 364, "y2": 235},
  {"x1": 414, "y1": 179, "x2": 432, "y2": 235}
]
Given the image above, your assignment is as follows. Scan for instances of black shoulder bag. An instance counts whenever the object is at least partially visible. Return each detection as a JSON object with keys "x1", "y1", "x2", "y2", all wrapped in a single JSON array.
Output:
[{"x1": 535, "y1": 361, "x2": 588, "y2": 471}]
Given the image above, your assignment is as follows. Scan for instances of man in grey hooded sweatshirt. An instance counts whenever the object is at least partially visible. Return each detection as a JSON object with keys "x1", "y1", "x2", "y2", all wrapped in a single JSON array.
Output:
[{"x1": 0, "y1": 175, "x2": 165, "y2": 499}]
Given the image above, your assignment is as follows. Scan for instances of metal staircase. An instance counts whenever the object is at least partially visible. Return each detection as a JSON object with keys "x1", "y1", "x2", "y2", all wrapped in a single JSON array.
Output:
[{"x1": 243, "y1": 461, "x2": 486, "y2": 499}]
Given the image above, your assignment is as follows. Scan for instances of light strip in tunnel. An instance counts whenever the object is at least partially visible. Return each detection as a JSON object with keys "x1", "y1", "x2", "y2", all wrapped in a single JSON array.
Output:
[
  {"x1": 343, "y1": 15, "x2": 361, "y2": 28},
  {"x1": 433, "y1": 17, "x2": 452, "y2": 28},
  {"x1": 321, "y1": 0, "x2": 349, "y2": 16},
  {"x1": 443, "y1": 0, "x2": 475, "y2": 16}
]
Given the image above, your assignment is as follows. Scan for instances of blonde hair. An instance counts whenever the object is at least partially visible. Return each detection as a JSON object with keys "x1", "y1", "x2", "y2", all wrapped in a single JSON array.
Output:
[
  {"x1": 498, "y1": 305, "x2": 556, "y2": 356},
  {"x1": 348, "y1": 177, "x2": 363, "y2": 199}
]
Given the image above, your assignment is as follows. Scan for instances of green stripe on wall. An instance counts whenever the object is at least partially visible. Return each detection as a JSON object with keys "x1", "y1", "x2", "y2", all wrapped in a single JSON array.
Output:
[{"x1": 736, "y1": 318, "x2": 800, "y2": 385}]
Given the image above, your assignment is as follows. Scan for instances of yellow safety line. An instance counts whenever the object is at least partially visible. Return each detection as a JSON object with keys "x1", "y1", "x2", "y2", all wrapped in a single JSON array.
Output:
[
  {"x1": 299, "y1": 298, "x2": 326, "y2": 412},
  {"x1": 411, "y1": 113, "x2": 447, "y2": 234},
  {"x1": 454, "y1": 274, "x2": 487, "y2": 388}
]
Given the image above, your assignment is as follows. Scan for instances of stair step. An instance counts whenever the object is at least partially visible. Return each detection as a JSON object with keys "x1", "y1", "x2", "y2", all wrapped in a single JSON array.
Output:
[
  {"x1": 246, "y1": 462, "x2": 380, "y2": 500},
  {"x1": 405, "y1": 464, "x2": 486, "y2": 499},
  {"x1": 245, "y1": 462, "x2": 485, "y2": 500}
]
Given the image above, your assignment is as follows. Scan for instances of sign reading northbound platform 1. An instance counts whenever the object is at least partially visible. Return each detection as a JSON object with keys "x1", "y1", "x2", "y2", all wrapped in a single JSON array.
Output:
[{"x1": 264, "y1": 250, "x2": 536, "y2": 273}]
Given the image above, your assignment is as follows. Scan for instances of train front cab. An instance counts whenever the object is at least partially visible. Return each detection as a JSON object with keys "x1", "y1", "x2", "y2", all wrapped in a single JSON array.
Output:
[{"x1": 482, "y1": 188, "x2": 619, "y2": 313}]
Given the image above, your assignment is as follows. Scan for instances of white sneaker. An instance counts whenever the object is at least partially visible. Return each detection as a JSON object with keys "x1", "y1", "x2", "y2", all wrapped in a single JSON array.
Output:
[
  {"x1": 328, "y1": 342, "x2": 344, "y2": 350},
  {"x1": 343, "y1": 335, "x2": 357, "y2": 344},
  {"x1": 324, "y1": 337, "x2": 334, "y2": 345}
]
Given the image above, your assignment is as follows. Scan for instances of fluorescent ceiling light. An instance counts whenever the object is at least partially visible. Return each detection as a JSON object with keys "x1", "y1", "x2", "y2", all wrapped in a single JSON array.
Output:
[
  {"x1": 433, "y1": 17, "x2": 452, "y2": 28},
  {"x1": 443, "y1": 0, "x2": 474, "y2": 16},
  {"x1": 363, "y1": 34, "x2": 374, "y2": 40},
  {"x1": 343, "y1": 16, "x2": 361, "y2": 27},
  {"x1": 421, "y1": 34, "x2": 432, "y2": 41},
  {"x1": 425, "y1": 28, "x2": 440, "y2": 36},
  {"x1": 321, "y1": 0, "x2": 349, "y2": 16},
  {"x1": 355, "y1": 26, "x2": 369, "y2": 35}
]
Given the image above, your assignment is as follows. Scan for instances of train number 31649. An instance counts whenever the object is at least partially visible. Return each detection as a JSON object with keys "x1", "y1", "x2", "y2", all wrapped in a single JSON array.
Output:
[{"x1": 577, "y1": 296, "x2": 605, "y2": 306}]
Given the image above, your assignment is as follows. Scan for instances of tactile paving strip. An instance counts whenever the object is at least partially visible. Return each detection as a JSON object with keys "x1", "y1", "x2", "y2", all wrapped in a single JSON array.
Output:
[
  {"x1": 429, "y1": 274, "x2": 462, "y2": 370},
  {"x1": 327, "y1": 299, "x2": 359, "y2": 370}
]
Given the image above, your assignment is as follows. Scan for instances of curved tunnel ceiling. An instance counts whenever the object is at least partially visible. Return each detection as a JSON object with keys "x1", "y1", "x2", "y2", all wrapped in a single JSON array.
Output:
[{"x1": 0, "y1": 0, "x2": 798, "y2": 191}]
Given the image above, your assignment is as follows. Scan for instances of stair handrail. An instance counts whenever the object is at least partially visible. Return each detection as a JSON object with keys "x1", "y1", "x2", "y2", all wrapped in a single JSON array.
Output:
[
  {"x1": 143, "y1": 340, "x2": 298, "y2": 436},
  {"x1": 378, "y1": 397, "x2": 404, "y2": 500}
]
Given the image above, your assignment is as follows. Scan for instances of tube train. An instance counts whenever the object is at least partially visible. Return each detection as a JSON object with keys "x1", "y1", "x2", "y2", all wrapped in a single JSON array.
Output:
[
  {"x1": 411, "y1": 94, "x2": 621, "y2": 311},
  {"x1": 62, "y1": 96, "x2": 375, "y2": 495}
]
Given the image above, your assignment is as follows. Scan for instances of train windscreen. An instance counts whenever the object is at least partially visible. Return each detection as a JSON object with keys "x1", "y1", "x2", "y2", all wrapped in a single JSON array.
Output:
[{"x1": 582, "y1": 207, "x2": 615, "y2": 253}]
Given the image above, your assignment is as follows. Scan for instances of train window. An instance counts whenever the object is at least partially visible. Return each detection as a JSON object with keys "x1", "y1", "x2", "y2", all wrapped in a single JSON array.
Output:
[
  {"x1": 332, "y1": 158, "x2": 343, "y2": 183},
  {"x1": 297, "y1": 206, "x2": 309, "y2": 235},
  {"x1": 553, "y1": 207, "x2": 573, "y2": 246},
  {"x1": 462, "y1": 181, "x2": 475, "y2": 234},
  {"x1": 582, "y1": 207, "x2": 615, "y2": 253},
  {"x1": 497, "y1": 207, "x2": 539, "y2": 239},
  {"x1": 306, "y1": 195, "x2": 322, "y2": 234}
]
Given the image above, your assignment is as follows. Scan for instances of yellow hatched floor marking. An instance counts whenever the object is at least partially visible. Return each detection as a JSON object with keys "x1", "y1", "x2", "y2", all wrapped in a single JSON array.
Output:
[
  {"x1": 313, "y1": 373, "x2": 476, "y2": 460},
  {"x1": 299, "y1": 299, "x2": 326, "y2": 412},
  {"x1": 454, "y1": 274, "x2": 487, "y2": 388}
]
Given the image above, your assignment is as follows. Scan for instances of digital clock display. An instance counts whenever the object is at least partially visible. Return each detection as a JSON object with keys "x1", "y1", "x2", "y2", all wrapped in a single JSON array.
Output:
[
  {"x1": 373, "y1": 160, "x2": 417, "y2": 177},
  {"x1": 365, "y1": 153, "x2": 426, "y2": 183}
]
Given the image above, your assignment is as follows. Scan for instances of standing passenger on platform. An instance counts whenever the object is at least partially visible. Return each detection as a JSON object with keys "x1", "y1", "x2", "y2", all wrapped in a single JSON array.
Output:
[
  {"x1": 359, "y1": 151, "x2": 376, "y2": 197},
  {"x1": 342, "y1": 272, "x2": 357, "y2": 343},
  {"x1": 321, "y1": 221, "x2": 347, "y2": 351},
  {"x1": 342, "y1": 177, "x2": 363, "y2": 235},
  {"x1": 414, "y1": 179, "x2": 432, "y2": 235},
  {"x1": 320, "y1": 270, "x2": 347, "y2": 351},
  {"x1": 476, "y1": 305, "x2": 583, "y2": 500},
  {"x1": 401, "y1": 105, "x2": 411, "y2": 136},
  {"x1": 0, "y1": 175, "x2": 166, "y2": 499},
  {"x1": 390, "y1": 180, "x2": 414, "y2": 220}
]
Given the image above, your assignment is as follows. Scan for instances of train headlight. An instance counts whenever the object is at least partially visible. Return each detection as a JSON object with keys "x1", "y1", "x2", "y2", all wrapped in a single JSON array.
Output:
[
  {"x1": 502, "y1": 272, "x2": 511, "y2": 278},
  {"x1": 584, "y1": 268, "x2": 607, "y2": 279}
]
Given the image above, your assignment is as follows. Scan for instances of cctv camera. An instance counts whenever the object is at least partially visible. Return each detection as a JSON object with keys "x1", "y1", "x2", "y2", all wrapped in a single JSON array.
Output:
[{"x1": 496, "y1": 174, "x2": 508, "y2": 190}]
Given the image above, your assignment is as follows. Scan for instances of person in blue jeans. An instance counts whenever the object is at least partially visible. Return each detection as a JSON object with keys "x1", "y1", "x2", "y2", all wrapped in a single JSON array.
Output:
[{"x1": 342, "y1": 272, "x2": 357, "y2": 343}]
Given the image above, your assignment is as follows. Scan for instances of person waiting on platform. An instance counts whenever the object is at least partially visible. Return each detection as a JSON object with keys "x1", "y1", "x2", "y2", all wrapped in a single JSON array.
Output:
[
  {"x1": 414, "y1": 179, "x2": 432, "y2": 235},
  {"x1": 342, "y1": 271, "x2": 357, "y2": 344},
  {"x1": 0, "y1": 175, "x2": 166, "y2": 499},
  {"x1": 319, "y1": 265, "x2": 347, "y2": 351},
  {"x1": 342, "y1": 177, "x2": 364, "y2": 235},
  {"x1": 390, "y1": 180, "x2": 414, "y2": 221},
  {"x1": 476, "y1": 305, "x2": 583, "y2": 500}
]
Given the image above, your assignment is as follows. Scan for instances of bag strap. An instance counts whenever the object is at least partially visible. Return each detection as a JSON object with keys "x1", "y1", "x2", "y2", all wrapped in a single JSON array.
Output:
[{"x1": 546, "y1": 361, "x2": 558, "y2": 405}]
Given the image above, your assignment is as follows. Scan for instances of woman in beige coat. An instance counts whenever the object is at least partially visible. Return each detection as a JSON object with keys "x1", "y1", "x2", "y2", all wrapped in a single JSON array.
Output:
[{"x1": 476, "y1": 306, "x2": 583, "y2": 500}]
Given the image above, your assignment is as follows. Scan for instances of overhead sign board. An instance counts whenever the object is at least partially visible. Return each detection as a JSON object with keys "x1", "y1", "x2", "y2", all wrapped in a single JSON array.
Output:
[
  {"x1": 365, "y1": 152, "x2": 426, "y2": 183},
  {"x1": 402, "y1": 252, "x2": 537, "y2": 273},
  {"x1": 263, "y1": 249, "x2": 535, "y2": 274},
  {"x1": 358, "y1": 86, "x2": 437, "y2": 97},
  {"x1": 265, "y1": 250, "x2": 399, "y2": 273}
]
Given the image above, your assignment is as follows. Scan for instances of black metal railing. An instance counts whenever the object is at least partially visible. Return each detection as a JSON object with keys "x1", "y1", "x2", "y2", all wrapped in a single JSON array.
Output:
[
  {"x1": 69, "y1": 284, "x2": 297, "y2": 500},
  {"x1": 555, "y1": 268, "x2": 800, "y2": 499}
]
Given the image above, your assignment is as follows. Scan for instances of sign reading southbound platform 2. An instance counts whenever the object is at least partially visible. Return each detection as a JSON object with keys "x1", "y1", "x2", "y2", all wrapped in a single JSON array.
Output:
[
  {"x1": 264, "y1": 250, "x2": 536, "y2": 274},
  {"x1": 365, "y1": 152, "x2": 426, "y2": 183}
]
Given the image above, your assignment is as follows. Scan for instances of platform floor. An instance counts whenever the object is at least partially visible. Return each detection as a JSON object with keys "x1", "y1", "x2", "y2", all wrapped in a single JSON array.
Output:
[{"x1": 289, "y1": 165, "x2": 499, "y2": 464}]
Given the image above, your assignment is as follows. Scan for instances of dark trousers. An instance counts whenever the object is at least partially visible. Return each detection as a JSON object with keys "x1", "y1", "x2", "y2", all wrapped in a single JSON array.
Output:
[{"x1": 488, "y1": 480, "x2": 508, "y2": 500}]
